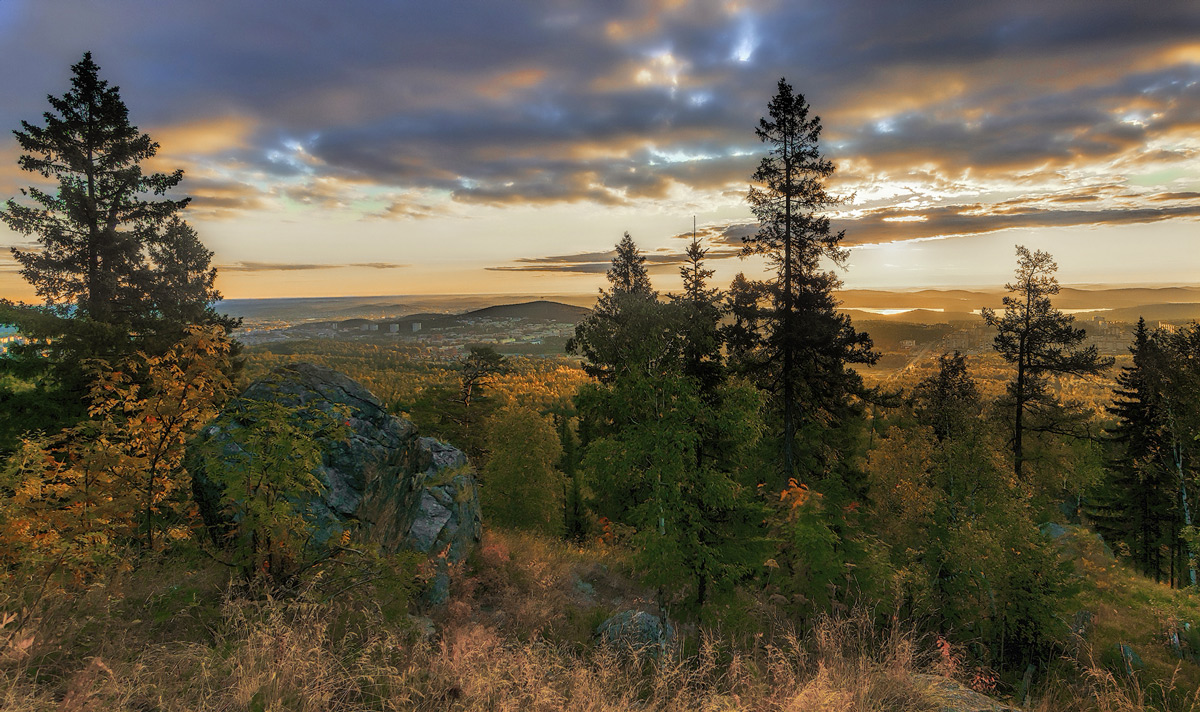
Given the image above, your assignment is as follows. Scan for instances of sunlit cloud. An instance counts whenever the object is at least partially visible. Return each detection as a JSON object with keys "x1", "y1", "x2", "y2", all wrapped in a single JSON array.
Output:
[{"x1": 2, "y1": 0, "x2": 1199, "y2": 296}]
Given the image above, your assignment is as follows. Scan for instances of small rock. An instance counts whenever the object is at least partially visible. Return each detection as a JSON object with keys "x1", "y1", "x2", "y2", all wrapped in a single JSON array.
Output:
[
  {"x1": 407, "y1": 614, "x2": 436, "y2": 640},
  {"x1": 1102, "y1": 643, "x2": 1144, "y2": 676},
  {"x1": 573, "y1": 576, "x2": 596, "y2": 599},
  {"x1": 596, "y1": 610, "x2": 675, "y2": 653},
  {"x1": 1039, "y1": 522, "x2": 1068, "y2": 540}
]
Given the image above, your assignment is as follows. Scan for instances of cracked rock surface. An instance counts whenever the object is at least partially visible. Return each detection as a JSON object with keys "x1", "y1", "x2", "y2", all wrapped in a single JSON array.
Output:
[{"x1": 190, "y1": 363, "x2": 482, "y2": 599}]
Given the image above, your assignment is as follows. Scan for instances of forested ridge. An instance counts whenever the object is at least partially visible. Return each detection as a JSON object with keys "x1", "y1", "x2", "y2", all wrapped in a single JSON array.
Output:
[{"x1": 0, "y1": 56, "x2": 1198, "y2": 711}]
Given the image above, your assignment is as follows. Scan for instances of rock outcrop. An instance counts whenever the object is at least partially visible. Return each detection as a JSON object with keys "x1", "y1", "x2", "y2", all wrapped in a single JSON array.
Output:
[{"x1": 190, "y1": 363, "x2": 481, "y2": 601}]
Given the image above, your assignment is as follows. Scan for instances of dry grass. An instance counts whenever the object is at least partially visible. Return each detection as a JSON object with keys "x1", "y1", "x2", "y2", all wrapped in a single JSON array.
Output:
[
  {"x1": 0, "y1": 529, "x2": 1197, "y2": 711},
  {"x1": 0, "y1": 599, "x2": 942, "y2": 711}
]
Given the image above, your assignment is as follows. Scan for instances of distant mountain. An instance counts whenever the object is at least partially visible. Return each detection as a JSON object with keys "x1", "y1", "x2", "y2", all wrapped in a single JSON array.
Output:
[
  {"x1": 218, "y1": 294, "x2": 597, "y2": 323},
  {"x1": 323, "y1": 301, "x2": 592, "y2": 333},
  {"x1": 457, "y1": 301, "x2": 590, "y2": 322},
  {"x1": 838, "y1": 286, "x2": 1200, "y2": 315},
  {"x1": 1101, "y1": 303, "x2": 1200, "y2": 323},
  {"x1": 841, "y1": 308, "x2": 977, "y2": 324}
]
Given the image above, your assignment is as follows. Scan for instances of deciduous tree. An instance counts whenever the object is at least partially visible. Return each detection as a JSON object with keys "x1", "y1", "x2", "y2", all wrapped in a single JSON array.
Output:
[{"x1": 481, "y1": 404, "x2": 563, "y2": 535}]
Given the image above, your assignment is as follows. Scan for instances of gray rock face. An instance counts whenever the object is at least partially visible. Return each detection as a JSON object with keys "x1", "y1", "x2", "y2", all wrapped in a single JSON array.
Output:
[
  {"x1": 190, "y1": 363, "x2": 481, "y2": 598},
  {"x1": 596, "y1": 610, "x2": 676, "y2": 653}
]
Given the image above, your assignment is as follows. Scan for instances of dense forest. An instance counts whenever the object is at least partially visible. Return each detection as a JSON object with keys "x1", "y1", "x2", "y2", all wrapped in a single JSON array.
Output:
[{"x1": 0, "y1": 56, "x2": 1198, "y2": 711}]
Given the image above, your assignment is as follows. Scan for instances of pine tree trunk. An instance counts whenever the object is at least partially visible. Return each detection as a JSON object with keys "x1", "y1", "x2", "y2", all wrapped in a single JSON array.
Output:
[
  {"x1": 781, "y1": 137, "x2": 794, "y2": 480},
  {"x1": 1014, "y1": 354, "x2": 1025, "y2": 480}
]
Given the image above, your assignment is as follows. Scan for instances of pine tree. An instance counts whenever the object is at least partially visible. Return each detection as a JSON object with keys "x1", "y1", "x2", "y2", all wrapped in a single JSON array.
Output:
[
  {"x1": 741, "y1": 78, "x2": 876, "y2": 480},
  {"x1": 567, "y1": 233, "x2": 664, "y2": 382},
  {"x1": 0, "y1": 53, "x2": 232, "y2": 449},
  {"x1": 607, "y1": 231, "x2": 654, "y2": 298},
  {"x1": 981, "y1": 246, "x2": 1112, "y2": 479},
  {"x1": 1152, "y1": 323, "x2": 1200, "y2": 586},
  {"x1": 913, "y1": 351, "x2": 980, "y2": 442},
  {"x1": 672, "y1": 227, "x2": 722, "y2": 396},
  {"x1": 0, "y1": 53, "x2": 229, "y2": 343},
  {"x1": 721, "y1": 272, "x2": 766, "y2": 373},
  {"x1": 573, "y1": 242, "x2": 767, "y2": 610}
]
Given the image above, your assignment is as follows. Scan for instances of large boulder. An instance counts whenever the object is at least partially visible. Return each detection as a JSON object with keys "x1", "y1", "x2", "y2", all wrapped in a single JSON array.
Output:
[{"x1": 190, "y1": 363, "x2": 481, "y2": 599}]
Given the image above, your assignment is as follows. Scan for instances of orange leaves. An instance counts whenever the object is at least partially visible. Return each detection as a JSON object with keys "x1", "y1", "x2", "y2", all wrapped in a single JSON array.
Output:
[
  {"x1": 0, "y1": 325, "x2": 235, "y2": 576},
  {"x1": 779, "y1": 478, "x2": 820, "y2": 517}
]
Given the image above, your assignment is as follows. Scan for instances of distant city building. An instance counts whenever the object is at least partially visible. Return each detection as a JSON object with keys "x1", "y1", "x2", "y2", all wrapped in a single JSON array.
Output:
[
  {"x1": 412, "y1": 322, "x2": 422, "y2": 332},
  {"x1": 389, "y1": 323, "x2": 399, "y2": 333}
]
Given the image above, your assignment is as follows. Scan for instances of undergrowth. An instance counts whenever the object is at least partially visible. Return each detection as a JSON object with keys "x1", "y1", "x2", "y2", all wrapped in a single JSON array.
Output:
[{"x1": 0, "y1": 528, "x2": 1197, "y2": 711}]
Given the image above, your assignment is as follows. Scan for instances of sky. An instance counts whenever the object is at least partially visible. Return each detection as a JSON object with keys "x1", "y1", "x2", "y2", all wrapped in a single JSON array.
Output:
[{"x1": 0, "y1": 0, "x2": 1197, "y2": 300}]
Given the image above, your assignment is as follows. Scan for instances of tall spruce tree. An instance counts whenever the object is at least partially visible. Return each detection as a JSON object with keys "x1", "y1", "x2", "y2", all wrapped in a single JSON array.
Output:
[
  {"x1": 741, "y1": 78, "x2": 876, "y2": 480},
  {"x1": 981, "y1": 246, "x2": 1112, "y2": 479},
  {"x1": 0, "y1": 52, "x2": 233, "y2": 451},
  {"x1": 913, "y1": 351, "x2": 981, "y2": 443},
  {"x1": 1153, "y1": 323, "x2": 1200, "y2": 586},
  {"x1": 1, "y1": 53, "x2": 228, "y2": 343},
  {"x1": 1092, "y1": 319, "x2": 1176, "y2": 579}
]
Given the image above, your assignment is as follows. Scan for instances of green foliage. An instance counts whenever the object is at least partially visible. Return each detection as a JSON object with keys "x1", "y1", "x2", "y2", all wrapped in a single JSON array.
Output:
[
  {"x1": 572, "y1": 234, "x2": 769, "y2": 611},
  {"x1": 912, "y1": 351, "x2": 980, "y2": 442},
  {"x1": 865, "y1": 404, "x2": 1078, "y2": 667},
  {"x1": 567, "y1": 232, "x2": 659, "y2": 383},
  {"x1": 457, "y1": 344, "x2": 508, "y2": 408},
  {"x1": 197, "y1": 397, "x2": 350, "y2": 585},
  {"x1": 481, "y1": 404, "x2": 563, "y2": 535}
]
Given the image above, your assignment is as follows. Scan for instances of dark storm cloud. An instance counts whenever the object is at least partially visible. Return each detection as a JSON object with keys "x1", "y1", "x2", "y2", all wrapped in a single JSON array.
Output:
[{"x1": 2, "y1": 0, "x2": 1199, "y2": 223}]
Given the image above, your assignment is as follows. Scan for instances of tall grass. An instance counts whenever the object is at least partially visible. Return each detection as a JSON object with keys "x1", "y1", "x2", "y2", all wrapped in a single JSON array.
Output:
[{"x1": 1, "y1": 529, "x2": 1196, "y2": 711}]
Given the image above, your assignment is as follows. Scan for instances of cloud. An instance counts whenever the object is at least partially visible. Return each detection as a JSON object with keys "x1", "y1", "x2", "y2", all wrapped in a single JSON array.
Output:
[
  {"x1": 2, "y1": 0, "x2": 1199, "y2": 242},
  {"x1": 488, "y1": 242, "x2": 741, "y2": 274},
  {"x1": 840, "y1": 201, "x2": 1200, "y2": 245},
  {"x1": 219, "y1": 261, "x2": 404, "y2": 272},
  {"x1": 219, "y1": 262, "x2": 341, "y2": 273},
  {"x1": 348, "y1": 262, "x2": 407, "y2": 269}
]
